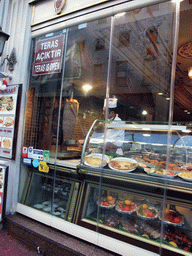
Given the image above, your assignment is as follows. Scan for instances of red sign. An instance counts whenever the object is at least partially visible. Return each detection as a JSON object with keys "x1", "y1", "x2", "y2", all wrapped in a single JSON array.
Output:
[
  {"x1": 32, "y1": 34, "x2": 65, "y2": 76},
  {"x1": 22, "y1": 147, "x2": 28, "y2": 158}
]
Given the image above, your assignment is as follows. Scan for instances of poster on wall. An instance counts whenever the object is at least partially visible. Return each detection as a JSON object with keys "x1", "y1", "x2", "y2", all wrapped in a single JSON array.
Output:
[
  {"x1": 32, "y1": 34, "x2": 65, "y2": 76},
  {"x1": 0, "y1": 84, "x2": 21, "y2": 159}
]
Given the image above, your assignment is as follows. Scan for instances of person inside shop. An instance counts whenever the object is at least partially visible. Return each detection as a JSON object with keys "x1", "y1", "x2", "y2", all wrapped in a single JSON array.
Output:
[{"x1": 102, "y1": 97, "x2": 125, "y2": 155}]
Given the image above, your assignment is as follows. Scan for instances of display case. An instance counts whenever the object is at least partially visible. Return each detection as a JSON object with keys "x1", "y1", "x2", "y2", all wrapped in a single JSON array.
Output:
[
  {"x1": 20, "y1": 165, "x2": 82, "y2": 222},
  {"x1": 76, "y1": 120, "x2": 192, "y2": 255}
]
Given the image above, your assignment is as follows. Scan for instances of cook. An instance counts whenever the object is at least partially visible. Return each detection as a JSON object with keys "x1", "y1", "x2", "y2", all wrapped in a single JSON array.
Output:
[{"x1": 101, "y1": 98, "x2": 125, "y2": 155}]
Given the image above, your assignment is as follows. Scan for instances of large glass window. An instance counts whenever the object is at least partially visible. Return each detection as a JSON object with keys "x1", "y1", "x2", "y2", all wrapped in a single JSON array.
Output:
[{"x1": 18, "y1": 1, "x2": 192, "y2": 255}]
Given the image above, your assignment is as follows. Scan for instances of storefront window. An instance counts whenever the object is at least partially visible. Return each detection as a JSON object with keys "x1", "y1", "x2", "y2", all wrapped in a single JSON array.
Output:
[{"x1": 18, "y1": 1, "x2": 192, "y2": 255}]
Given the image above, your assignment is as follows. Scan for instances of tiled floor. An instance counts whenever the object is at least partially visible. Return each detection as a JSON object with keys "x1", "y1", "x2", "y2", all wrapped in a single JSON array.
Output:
[{"x1": 0, "y1": 228, "x2": 40, "y2": 256}]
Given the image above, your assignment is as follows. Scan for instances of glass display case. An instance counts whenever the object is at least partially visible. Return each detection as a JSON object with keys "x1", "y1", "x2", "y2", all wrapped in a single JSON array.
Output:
[
  {"x1": 76, "y1": 120, "x2": 192, "y2": 255},
  {"x1": 80, "y1": 120, "x2": 192, "y2": 178},
  {"x1": 78, "y1": 183, "x2": 192, "y2": 255},
  {"x1": 20, "y1": 165, "x2": 81, "y2": 222}
]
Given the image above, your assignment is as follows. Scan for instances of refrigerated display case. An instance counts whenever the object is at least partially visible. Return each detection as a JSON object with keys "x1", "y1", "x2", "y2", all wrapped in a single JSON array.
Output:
[
  {"x1": 76, "y1": 120, "x2": 192, "y2": 255},
  {"x1": 20, "y1": 165, "x2": 82, "y2": 222}
]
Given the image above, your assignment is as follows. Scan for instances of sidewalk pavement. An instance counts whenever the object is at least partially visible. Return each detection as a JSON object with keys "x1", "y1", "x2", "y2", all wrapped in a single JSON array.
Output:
[{"x1": 0, "y1": 228, "x2": 40, "y2": 256}]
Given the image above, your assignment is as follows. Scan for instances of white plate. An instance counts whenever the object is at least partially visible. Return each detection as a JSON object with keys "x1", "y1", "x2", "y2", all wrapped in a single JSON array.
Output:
[
  {"x1": 178, "y1": 172, "x2": 192, "y2": 182},
  {"x1": 43, "y1": 206, "x2": 51, "y2": 212},
  {"x1": 84, "y1": 153, "x2": 109, "y2": 167},
  {"x1": 33, "y1": 204, "x2": 43, "y2": 209},
  {"x1": 42, "y1": 201, "x2": 51, "y2": 206},
  {"x1": 53, "y1": 210, "x2": 62, "y2": 216},
  {"x1": 108, "y1": 157, "x2": 138, "y2": 172}
]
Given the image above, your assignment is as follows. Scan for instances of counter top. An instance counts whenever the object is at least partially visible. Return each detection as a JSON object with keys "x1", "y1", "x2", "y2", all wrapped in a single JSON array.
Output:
[{"x1": 49, "y1": 158, "x2": 81, "y2": 169}]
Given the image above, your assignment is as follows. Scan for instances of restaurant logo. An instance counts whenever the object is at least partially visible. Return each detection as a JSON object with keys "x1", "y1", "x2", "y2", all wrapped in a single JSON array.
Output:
[
  {"x1": 177, "y1": 40, "x2": 192, "y2": 59},
  {"x1": 54, "y1": 0, "x2": 66, "y2": 14}
]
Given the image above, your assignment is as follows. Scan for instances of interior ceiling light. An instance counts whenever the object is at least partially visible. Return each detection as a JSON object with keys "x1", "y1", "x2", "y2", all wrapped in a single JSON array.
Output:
[
  {"x1": 188, "y1": 67, "x2": 192, "y2": 78},
  {"x1": 143, "y1": 134, "x2": 151, "y2": 137},
  {"x1": 158, "y1": 92, "x2": 163, "y2": 95},
  {"x1": 166, "y1": 97, "x2": 170, "y2": 100},
  {"x1": 142, "y1": 110, "x2": 148, "y2": 115},
  {"x1": 142, "y1": 128, "x2": 150, "y2": 131},
  {"x1": 184, "y1": 110, "x2": 188, "y2": 112},
  {"x1": 182, "y1": 129, "x2": 191, "y2": 133},
  {"x1": 187, "y1": 112, "x2": 191, "y2": 115},
  {"x1": 82, "y1": 84, "x2": 92, "y2": 93}
]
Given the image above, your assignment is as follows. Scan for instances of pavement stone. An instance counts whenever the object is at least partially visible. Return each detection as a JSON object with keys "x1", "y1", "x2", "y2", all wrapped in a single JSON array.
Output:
[{"x1": 0, "y1": 228, "x2": 40, "y2": 256}]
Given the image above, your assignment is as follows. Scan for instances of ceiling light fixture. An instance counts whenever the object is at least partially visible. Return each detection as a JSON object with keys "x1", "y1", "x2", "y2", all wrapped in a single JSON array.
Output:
[
  {"x1": 82, "y1": 84, "x2": 92, "y2": 93},
  {"x1": 188, "y1": 67, "x2": 192, "y2": 78},
  {"x1": 142, "y1": 110, "x2": 148, "y2": 115}
]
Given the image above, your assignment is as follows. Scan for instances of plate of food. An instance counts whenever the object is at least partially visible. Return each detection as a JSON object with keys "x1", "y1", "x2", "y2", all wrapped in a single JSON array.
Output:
[
  {"x1": 177, "y1": 172, "x2": 192, "y2": 182},
  {"x1": 84, "y1": 153, "x2": 109, "y2": 167},
  {"x1": 108, "y1": 157, "x2": 138, "y2": 172},
  {"x1": 136, "y1": 204, "x2": 158, "y2": 219},
  {"x1": 144, "y1": 167, "x2": 176, "y2": 178},
  {"x1": 97, "y1": 195, "x2": 116, "y2": 208},
  {"x1": 159, "y1": 209, "x2": 184, "y2": 226},
  {"x1": 115, "y1": 199, "x2": 137, "y2": 214}
]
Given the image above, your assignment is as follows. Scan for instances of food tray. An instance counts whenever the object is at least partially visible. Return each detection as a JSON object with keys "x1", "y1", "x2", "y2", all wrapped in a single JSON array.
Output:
[
  {"x1": 97, "y1": 201, "x2": 115, "y2": 209},
  {"x1": 177, "y1": 172, "x2": 192, "y2": 182},
  {"x1": 143, "y1": 167, "x2": 176, "y2": 178},
  {"x1": 108, "y1": 157, "x2": 138, "y2": 172},
  {"x1": 84, "y1": 153, "x2": 109, "y2": 167},
  {"x1": 159, "y1": 210, "x2": 184, "y2": 227},
  {"x1": 115, "y1": 201, "x2": 137, "y2": 214},
  {"x1": 136, "y1": 205, "x2": 159, "y2": 219}
]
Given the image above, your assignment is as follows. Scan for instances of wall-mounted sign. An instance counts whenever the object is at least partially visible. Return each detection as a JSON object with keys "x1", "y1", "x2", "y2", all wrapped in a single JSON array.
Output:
[
  {"x1": 32, "y1": 34, "x2": 65, "y2": 76},
  {"x1": 0, "y1": 84, "x2": 21, "y2": 159}
]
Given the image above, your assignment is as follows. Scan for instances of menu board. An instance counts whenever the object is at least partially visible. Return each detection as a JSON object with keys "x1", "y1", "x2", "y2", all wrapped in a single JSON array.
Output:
[{"x1": 0, "y1": 85, "x2": 20, "y2": 159}]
